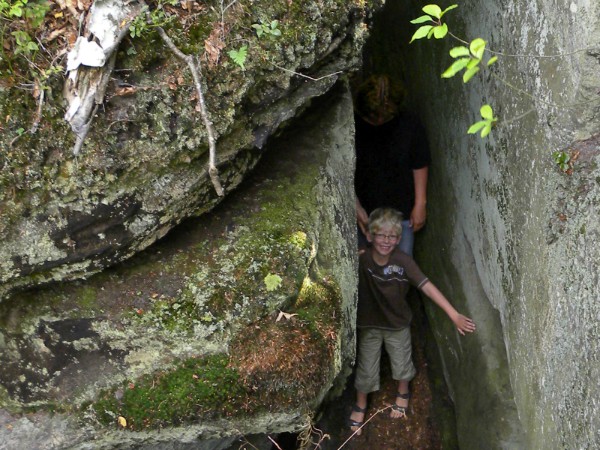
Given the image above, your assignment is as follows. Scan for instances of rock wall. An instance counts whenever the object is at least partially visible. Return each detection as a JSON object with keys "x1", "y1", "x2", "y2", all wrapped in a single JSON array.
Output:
[
  {"x1": 0, "y1": 84, "x2": 358, "y2": 449},
  {"x1": 376, "y1": 0, "x2": 600, "y2": 448}
]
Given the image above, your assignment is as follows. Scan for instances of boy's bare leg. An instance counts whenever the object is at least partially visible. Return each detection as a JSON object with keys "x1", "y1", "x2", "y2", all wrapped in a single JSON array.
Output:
[
  {"x1": 390, "y1": 380, "x2": 410, "y2": 419},
  {"x1": 349, "y1": 391, "x2": 368, "y2": 434}
]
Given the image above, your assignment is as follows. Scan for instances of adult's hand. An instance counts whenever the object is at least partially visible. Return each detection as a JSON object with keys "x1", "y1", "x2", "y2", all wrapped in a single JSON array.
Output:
[
  {"x1": 356, "y1": 197, "x2": 369, "y2": 236},
  {"x1": 412, "y1": 167, "x2": 428, "y2": 232},
  {"x1": 410, "y1": 202, "x2": 427, "y2": 232}
]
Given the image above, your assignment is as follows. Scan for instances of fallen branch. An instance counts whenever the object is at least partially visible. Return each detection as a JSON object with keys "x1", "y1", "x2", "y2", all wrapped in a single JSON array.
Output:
[
  {"x1": 63, "y1": 0, "x2": 143, "y2": 155},
  {"x1": 154, "y1": 24, "x2": 224, "y2": 197}
]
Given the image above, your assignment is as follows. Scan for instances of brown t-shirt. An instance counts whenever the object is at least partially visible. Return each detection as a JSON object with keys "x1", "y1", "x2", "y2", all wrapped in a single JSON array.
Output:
[{"x1": 357, "y1": 248, "x2": 429, "y2": 330}]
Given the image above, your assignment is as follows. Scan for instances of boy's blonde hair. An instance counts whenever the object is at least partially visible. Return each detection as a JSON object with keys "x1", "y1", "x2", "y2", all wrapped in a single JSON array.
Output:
[{"x1": 368, "y1": 208, "x2": 403, "y2": 234}]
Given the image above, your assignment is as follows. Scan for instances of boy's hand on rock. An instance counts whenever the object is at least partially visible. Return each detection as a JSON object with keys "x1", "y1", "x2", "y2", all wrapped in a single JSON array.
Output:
[{"x1": 454, "y1": 314, "x2": 476, "y2": 335}]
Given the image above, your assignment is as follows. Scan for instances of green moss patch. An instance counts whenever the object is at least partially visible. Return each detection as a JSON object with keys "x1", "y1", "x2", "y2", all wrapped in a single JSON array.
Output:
[{"x1": 92, "y1": 353, "x2": 247, "y2": 429}]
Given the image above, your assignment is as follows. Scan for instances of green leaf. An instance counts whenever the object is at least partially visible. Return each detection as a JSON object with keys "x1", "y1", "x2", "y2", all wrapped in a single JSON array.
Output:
[
  {"x1": 271, "y1": 28, "x2": 281, "y2": 36},
  {"x1": 264, "y1": 274, "x2": 283, "y2": 292},
  {"x1": 466, "y1": 58, "x2": 480, "y2": 69},
  {"x1": 487, "y1": 55, "x2": 498, "y2": 66},
  {"x1": 480, "y1": 104, "x2": 494, "y2": 120},
  {"x1": 270, "y1": 20, "x2": 279, "y2": 28},
  {"x1": 481, "y1": 123, "x2": 492, "y2": 137},
  {"x1": 9, "y1": 4, "x2": 23, "y2": 17},
  {"x1": 251, "y1": 23, "x2": 264, "y2": 37},
  {"x1": 228, "y1": 45, "x2": 248, "y2": 70},
  {"x1": 467, "y1": 121, "x2": 486, "y2": 134},
  {"x1": 463, "y1": 66, "x2": 479, "y2": 83},
  {"x1": 441, "y1": 58, "x2": 469, "y2": 78},
  {"x1": 422, "y1": 4, "x2": 442, "y2": 19},
  {"x1": 469, "y1": 38, "x2": 486, "y2": 59},
  {"x1": 449, "y1": 46, "x2": 470, "y2": 58},
  {"x1": 441, "y1": 4, "x2": 459, "y2": 17},
  {"x1": 433, "y1": 23, "x2": 448, "y2": 39},
  {"x1": 410, "y1": 14, "x2": 433, "y2": 24},
  {"x1": 409, "y1": 25, "x2": 433, "y2": 42}
]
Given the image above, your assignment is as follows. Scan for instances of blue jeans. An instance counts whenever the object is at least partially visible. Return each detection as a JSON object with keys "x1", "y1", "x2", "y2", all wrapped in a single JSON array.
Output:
[
  {"x1": 399, "y1": 219, "x2": 414, "y2": 256},
  {"x1": 357, "y1": 219, "x2": 414, "y2": 256}
]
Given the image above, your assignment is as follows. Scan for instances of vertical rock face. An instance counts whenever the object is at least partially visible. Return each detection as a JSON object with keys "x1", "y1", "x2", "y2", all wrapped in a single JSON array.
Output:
[
  {"x1": 0, "y1": 83, "x2": 358, "y2": 448},
  {"x1": 0, "y1": 0, "x2": 380, "y2": 299},
  {"x1": 374, "y1": 0, "x2": 600, "y2": 448}
]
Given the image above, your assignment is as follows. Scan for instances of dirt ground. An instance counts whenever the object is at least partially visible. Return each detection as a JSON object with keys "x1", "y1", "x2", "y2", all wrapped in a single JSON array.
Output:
[
  {"x1": 283, "y1": 292, "x2": 457, "y2": 450},
  {"x1": 330, "y1": 331, "x2": 443, "y2": 450}
]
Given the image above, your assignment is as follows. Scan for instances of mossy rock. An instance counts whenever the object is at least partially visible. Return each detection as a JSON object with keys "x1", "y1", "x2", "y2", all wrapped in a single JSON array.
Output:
[
  {"x1": 0, "y1": 0, "x2": 382, "y2": 300},
  {"x1": 0, "y1": 83, "x2": 358, "y2": 448}
]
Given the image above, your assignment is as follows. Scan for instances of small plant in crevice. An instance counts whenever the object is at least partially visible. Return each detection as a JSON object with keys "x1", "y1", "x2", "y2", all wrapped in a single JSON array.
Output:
[
  {"x1": 252, "y1": 19, "x2": 282, "y2": 38},
  {"x1": 228, "y1": 44, "x2": 248, "y2": 70},
  {"x1": 552, "y1": 149, "x2": 580, "y2": 174},
  {"x1": 552, "y1": 150, "x2": 570, "y2": 172}
]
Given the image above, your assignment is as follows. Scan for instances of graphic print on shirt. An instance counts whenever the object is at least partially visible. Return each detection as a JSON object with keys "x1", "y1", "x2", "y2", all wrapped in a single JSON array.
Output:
[{"x1": 368, "y1": 264, "x2": 408, "y2": 283}]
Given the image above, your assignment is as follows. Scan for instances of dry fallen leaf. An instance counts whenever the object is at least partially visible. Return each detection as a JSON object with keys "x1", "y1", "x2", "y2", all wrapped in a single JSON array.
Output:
[
  {"x1": 117, "y1": 416, "x2": 127, "y2": 428},
  {"x1": 276, "y1": 310, "x2": 298, "y2": 322},
  {"x1": 204, "y1": 26, "x2": 225, "y2": 67}
]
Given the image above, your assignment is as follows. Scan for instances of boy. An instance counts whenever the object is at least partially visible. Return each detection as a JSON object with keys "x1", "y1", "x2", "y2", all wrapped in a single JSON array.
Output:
[{"x1": 349, "y1": 208, "x2": 476, "y2": 434}]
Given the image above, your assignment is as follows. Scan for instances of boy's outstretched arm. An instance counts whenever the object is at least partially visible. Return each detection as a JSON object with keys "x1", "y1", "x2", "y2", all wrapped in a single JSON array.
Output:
[{"x1": 421, "y1": 281, "x2": 476, "y2": 335}]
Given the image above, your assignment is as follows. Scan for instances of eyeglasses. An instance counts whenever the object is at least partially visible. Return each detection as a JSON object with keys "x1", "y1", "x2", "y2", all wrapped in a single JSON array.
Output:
[{"x1": 373, "y1": 233, "x2": 399, "y2": 242}]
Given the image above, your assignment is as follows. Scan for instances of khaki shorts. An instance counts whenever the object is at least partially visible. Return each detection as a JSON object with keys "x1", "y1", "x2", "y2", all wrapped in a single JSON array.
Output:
[{"x1": 354, "y1": 327, "x2": 416, "y2": 394}]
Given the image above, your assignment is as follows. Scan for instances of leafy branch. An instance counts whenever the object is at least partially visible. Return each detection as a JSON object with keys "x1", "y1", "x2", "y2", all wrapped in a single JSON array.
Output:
[
  {"x1": 410, "y1": 4, "x2": 499, "y2": 137},
  {"x1": 409, "y1": 4, "x2": 457, "y2": 42},
  {"x1": 409, "y1": 3, "x2": 600, "y2": 146}
]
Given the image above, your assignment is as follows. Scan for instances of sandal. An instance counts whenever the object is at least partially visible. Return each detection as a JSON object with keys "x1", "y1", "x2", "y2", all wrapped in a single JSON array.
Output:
[
  {"x1": 347, "y1": 404, "x2": 367, "y2": 434},
  {"x1": 391, "y1": 392, "x2": 410, "y2": 418}
]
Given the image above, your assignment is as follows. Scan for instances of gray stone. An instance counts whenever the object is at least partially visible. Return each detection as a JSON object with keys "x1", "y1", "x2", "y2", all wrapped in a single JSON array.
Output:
[
  {"x1": 0, "y1": 84, "x2": 358, "y2": 449},
  {"x1": 374, "y1": 0, "x2": 600, "y2": 448}
]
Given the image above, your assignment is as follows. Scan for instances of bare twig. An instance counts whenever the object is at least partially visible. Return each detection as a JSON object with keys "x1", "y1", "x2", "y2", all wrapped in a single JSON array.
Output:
[
  {"x1": 267, "y1": 436, "x2": 284, "y2": 450},
  {"x1": 220, "y1": 0, "x2": 238, "y2": 46},
  {"x1": 447, "y1": 31, "x2": 597, "y2": 59},
  {"x1": 269, "y1": 63, "x2": 343, "y2": 82},
  {"x1": 337, "y1": 405, "x2": 391, "y2": 450},
  {"x1": 154, "y1": 25, "x2": 225, "y2": 197},
  {"x1": 30, "y1": 86, "x2": 45, "y2": 134}
]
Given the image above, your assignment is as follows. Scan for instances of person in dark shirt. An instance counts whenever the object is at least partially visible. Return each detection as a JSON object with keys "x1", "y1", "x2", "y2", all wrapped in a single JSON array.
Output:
[
  {"x1": 348, "y1": 208, "x2": 475, "y2": 435},
  {"x1": 354, "y1": 75, "x2": 431, "y2": 255}
]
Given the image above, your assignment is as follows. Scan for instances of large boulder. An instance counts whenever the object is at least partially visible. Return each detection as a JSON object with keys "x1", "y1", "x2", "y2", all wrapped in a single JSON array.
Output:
[
  {"x1": 0, "y1": 83, "x2": 358, "y2": 449},
  {"x1": 0, "y1": 0, "x2": 380, "y2": 299}
]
